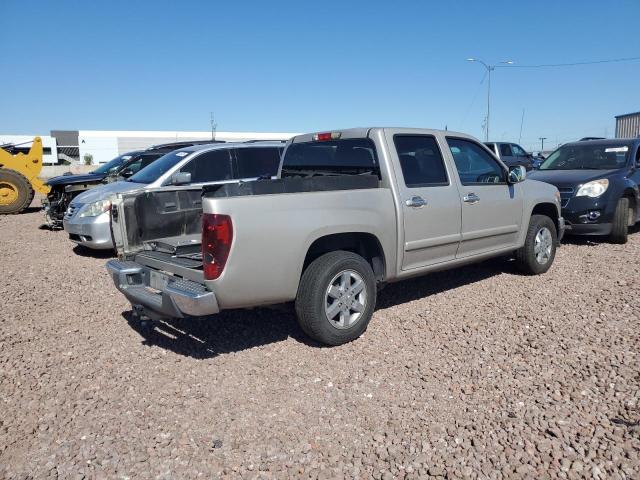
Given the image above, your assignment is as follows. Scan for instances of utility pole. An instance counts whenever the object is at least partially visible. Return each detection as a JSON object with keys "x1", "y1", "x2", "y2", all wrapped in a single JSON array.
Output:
[
  {"x1": 467, "y1": 58, "x2": 514, "y2": 141},
  {"x1": 539, "y1": 137, "x2": 547, "y2": 152},
  {"x1": 210, "y1": 112, "x2": 217, "y2": 141}
]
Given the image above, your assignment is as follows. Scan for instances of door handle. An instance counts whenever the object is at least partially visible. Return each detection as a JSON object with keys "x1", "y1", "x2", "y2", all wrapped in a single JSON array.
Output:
[
  {"x1": 405, "y1": 196, "x2": 427, "y2": 208},
  {"x1": 463, "y1": 193, "x2": 480, "y2": 204}
]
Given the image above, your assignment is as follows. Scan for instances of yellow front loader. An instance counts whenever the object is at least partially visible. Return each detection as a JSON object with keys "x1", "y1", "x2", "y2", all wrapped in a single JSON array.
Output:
[{"x1": 0, "y1": 137, "x2": 50, "y2": 214}]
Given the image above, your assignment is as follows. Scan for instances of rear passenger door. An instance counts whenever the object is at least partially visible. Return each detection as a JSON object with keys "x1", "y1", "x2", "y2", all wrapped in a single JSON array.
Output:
[
  {"x1": 233, "y1": 147, "x2": 281, "y2": 179},
  {"x1": 386, "y1": 132, "x2": 462, "y2": 270},
  {"x1": 446, "y1": 137, "x2": 523, "y2": 258}
]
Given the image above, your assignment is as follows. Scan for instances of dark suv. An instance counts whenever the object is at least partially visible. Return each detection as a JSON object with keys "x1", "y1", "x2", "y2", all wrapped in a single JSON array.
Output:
[
  {"x1": 44, "y1": 140, "x2": 221, "y2": 227},
  {"x1": 529, "y1": 139, "x2": 640, "y2": 243}
]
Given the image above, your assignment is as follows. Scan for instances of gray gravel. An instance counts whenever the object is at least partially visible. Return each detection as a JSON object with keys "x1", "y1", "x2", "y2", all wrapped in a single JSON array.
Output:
[{"x1": 1, "y1": 203, "x2": 639, "y2": 479}]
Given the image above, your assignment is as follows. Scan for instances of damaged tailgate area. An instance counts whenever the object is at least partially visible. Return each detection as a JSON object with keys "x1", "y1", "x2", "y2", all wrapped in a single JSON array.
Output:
[
  {"x1": 108, "y1": 187, "x2": 217, "y2": 319},
  {"x1": 114, "y1": 187, "x2": 205, "y2": 279}
]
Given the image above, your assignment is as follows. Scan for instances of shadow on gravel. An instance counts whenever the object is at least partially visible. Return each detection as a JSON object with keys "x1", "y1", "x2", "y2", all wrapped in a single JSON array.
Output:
[
  {"x1": 123, "y1": 260, "x2": 512, "y2": 357},
  {"x1": 123, "y1": 306, "x2": 317, "y2": 359},
  {"x1": 561, "y1": 223, "x2": 640, "y2": 246},
  {"x1": 72, "y1": 245, "x2": 115, "y2": 258},
  {"x1": 19, "y1": 206, "x2": 43, "y2": 214},
  {"x1": 376, "y1": 259, "x2": 507, "y2": 309}
]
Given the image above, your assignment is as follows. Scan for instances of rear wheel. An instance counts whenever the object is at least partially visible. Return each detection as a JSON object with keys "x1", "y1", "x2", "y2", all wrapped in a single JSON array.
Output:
[
  {"x1": 295, "y1": 251, "x2": 376, "y2": 346},
  {"x1": 515, "y1": 214, "x2": 557, "y2": 275},
  {"x1": 609, "y1": 197, "x2": 630, "y2": 244},
  {"x1": 0, "y1": 168, "x2": 34, "y2": 214}
]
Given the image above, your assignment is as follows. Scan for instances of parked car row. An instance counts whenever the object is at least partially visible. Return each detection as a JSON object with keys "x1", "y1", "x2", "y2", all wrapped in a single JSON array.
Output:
[
  {"x1": 42, "y1": 128, "x2": 640, "y2": 347},
  {"x1": 43, "y1": 140, "x2": 224, "y2": 227}
]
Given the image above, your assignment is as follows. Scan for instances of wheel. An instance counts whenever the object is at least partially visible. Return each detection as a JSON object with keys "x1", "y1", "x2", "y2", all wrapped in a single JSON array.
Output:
[
  {"x1": 515, "y1": 215, "x2": 557, "y2": 275},
  {"x1": 295, "y1": 251, "x2": 376, "y2": 346},
  {"x1": 0, "y1": 168, "x2": 35, "y2": 214},
  {"x1": 609, "y1": 197, "x2": 630, "y2": 244}
]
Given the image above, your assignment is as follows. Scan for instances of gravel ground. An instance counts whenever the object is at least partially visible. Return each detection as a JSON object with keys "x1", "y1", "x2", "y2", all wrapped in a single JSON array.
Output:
[{"x1": 1, "y1": 202, "x2": 639, "y2": 479}]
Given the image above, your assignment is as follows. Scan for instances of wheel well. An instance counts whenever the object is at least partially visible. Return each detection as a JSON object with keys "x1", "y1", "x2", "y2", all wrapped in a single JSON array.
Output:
[
  {"x1": 303, "y1": 233, "x2": 386, "y2": 282},
  {"x1": 531, "y1": 203, "x2": 559, "y2": 232}
]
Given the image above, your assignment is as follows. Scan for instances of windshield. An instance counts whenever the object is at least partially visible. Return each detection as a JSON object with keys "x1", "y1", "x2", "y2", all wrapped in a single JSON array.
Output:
[
  {"x1": 91, "y1": 154, "x2": 133, "y2": 174},
  {"x1": 128, "y1": 150, "x2": 191, "y2": 184},
  {"x1": 539, "y1": 144, "x2": 630, "y2": 170}
]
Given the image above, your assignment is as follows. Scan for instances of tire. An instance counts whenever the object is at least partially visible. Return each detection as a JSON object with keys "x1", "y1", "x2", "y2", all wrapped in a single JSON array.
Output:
[
  {"x1": 609, "y1": 197, "x2": 630, "y2": 244},
  {"x1": 295, "y1": 251, "x2": 376, "y2": 346},
  {"x1": 0, "y1": 168, "x2": 34, "y2": 214},
  {"x1": 515, "y1": 214, "x2": 557, "y2": 275}
]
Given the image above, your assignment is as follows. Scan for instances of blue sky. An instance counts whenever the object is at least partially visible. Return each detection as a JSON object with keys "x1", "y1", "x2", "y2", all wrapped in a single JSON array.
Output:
[{"x1": 2, "y1": 0, "x2": 639, "y2": 151}]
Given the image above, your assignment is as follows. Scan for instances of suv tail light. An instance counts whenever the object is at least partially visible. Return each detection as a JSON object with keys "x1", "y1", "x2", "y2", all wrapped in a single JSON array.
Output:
[{"x1": 202, "y1": 214, "x2": 233, "y2": 280}]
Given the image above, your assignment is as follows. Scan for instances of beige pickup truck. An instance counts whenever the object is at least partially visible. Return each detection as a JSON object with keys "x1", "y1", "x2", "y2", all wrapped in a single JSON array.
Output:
[{"x1": 107, "y1": 128, "x2": 564, "y2": 346}]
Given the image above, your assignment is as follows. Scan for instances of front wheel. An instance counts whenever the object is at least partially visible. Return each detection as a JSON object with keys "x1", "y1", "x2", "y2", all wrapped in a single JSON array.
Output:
[
  {"x1": 609, "y1": 197, "x2": 630, "y2": 244},
  {"x1": 515, "y1": 214, "x2": 557, "y2": 275},
  {"x1": 295, "y1": 251, "x2": 376, "y2": 346}
]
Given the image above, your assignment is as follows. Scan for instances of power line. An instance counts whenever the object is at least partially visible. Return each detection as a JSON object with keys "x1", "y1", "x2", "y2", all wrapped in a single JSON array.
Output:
[{"x1": 495, "y1": 56, "x2": 640, "y2": 68}]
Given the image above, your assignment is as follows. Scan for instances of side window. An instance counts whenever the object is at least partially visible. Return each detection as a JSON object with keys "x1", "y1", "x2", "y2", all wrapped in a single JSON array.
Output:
[
  {"x1": 185, "y1": 150, "x2": 233, "y2": 183},
  {"x1": 235, "y1": 147, "x2": 281, "y2": 179},
  {"x1": 447, "y1": 138, "x2": 506, "y2": 185},
  {"x1": 500, "y1": 144, "x2": 513, "y2": 157},
  {"x1": 125, "y1": 158, "x2": 143, "y2": 174},
  {"x1": 394, "y1": 135, "x2": 448, "y2": 187},
  {"x1": 139, "y1": 154, "x2": 161, "y2": 170},
  {"x1": 511, "y1": 144, "x2": 526, "y2": 157}
]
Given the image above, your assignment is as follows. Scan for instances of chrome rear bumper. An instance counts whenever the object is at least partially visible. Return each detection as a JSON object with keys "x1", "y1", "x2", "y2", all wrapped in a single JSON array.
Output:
[{"x1": 106, "y1": 259, "x2": 219, "y2": 318}]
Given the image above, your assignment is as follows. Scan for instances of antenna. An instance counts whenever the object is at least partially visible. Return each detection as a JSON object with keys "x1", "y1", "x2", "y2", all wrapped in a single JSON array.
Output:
[
  {"x1": 518, "y1": 109, "x2": 525, "y2": 144},
  {"x1": 210, "y1": 112, "x2": 217, "y2": 141}
]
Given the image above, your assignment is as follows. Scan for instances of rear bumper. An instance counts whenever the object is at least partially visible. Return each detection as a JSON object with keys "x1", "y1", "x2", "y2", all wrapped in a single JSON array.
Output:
[{"x1": 106, "y1": 259, "x2": 219, "y2": 318}]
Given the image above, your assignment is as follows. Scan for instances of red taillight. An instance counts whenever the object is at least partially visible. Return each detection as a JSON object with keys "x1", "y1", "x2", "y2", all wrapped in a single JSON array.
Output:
[
  {"x1": 202, "y1": 214, "x2": 233, "y2": 280},
  {"x1": 313, "y1": 131, "x2": 341, "y2": 141}
]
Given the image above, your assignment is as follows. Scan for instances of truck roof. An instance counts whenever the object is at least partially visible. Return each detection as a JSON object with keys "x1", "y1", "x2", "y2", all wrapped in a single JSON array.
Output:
[
  {"x1": 170, "y1": 140, "x2": 286, "y2": 155},
  {"x1": 289, "y1": 127, "x2": 477, "y2": 144}
]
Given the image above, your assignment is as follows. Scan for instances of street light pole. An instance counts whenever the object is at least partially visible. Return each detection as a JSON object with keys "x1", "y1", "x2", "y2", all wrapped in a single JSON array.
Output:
[
  {"x1": 539, "y1": 137, "x2": 547, "y2": 152},
  {"x1": 467, "y1": 58, "x2": 513, "y2": 141}
]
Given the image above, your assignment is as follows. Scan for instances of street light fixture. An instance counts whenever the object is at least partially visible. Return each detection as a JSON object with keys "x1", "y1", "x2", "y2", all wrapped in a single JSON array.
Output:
[{"x1": 467, "y1": 58, "x2": 514, "y2": 141}]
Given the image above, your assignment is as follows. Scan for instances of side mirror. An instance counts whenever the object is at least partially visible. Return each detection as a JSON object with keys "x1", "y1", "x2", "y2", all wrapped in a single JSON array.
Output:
[
  {"x1": 170, "y1": 172, "x2": 191, "y2": 185},
  {"x1": 119, "y1": 168, "x2": 134, "y2": 178},
  {"x1": 508, "y1": 165, "x2": 526, "y2": 184}
]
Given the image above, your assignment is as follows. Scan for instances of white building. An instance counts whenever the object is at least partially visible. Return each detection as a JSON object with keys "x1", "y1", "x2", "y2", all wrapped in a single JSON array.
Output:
[
  {"x1": 78, "y1": 130, "x2": 299, "y2": 165},
  {"x1": 2, "y1": 130, "x2": 299, "y2": 165}
]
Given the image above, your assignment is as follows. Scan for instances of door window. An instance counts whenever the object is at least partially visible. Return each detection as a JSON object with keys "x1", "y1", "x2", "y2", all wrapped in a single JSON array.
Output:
[
  {"x1": 182, "y1": 150, "x2": 233, "y2": 183},
  {"x1": 447, "y1": 138, "x2": 506, "y2": 185},
  {"x1": 511, "y1": 144, "x2": 527, "y2": 157},
  {"x1": 235, "y1": 147, "x2": 281, "y2": 178},
  {"x1": 394, "y1": 135, "x2": 448, "y2": 187},
  {"x1": 499, "y1": 144, "x2": 513, "y2": 157}
]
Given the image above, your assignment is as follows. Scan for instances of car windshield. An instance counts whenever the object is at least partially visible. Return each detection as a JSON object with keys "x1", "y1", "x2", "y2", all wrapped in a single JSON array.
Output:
[
  {"x1": 127, "y1": 150, "x2": 191, "y2": 184},
  {"x1": 91, "y1": 154, "x2": 132, "y2": 174},
  {"x1": 539, "y1": 144, "x2": 630, "y2": 170}
]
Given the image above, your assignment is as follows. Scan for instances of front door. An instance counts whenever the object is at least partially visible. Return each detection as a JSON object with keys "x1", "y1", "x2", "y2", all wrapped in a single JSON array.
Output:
[
  {"x1": 386, "y1": 132, "x2": 462, "y2": 270},
  {"x1": 446, "y1": 137, "x2": 524, "y2": 258}
]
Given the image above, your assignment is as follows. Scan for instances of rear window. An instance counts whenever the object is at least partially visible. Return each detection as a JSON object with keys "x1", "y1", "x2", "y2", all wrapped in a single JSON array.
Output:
[
  {"x1": 282, "y1": 138, "x2": 378, "y2": 176},
  {"x1": 235, "y1": 147, "x2": 281, "y2": 178}
]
